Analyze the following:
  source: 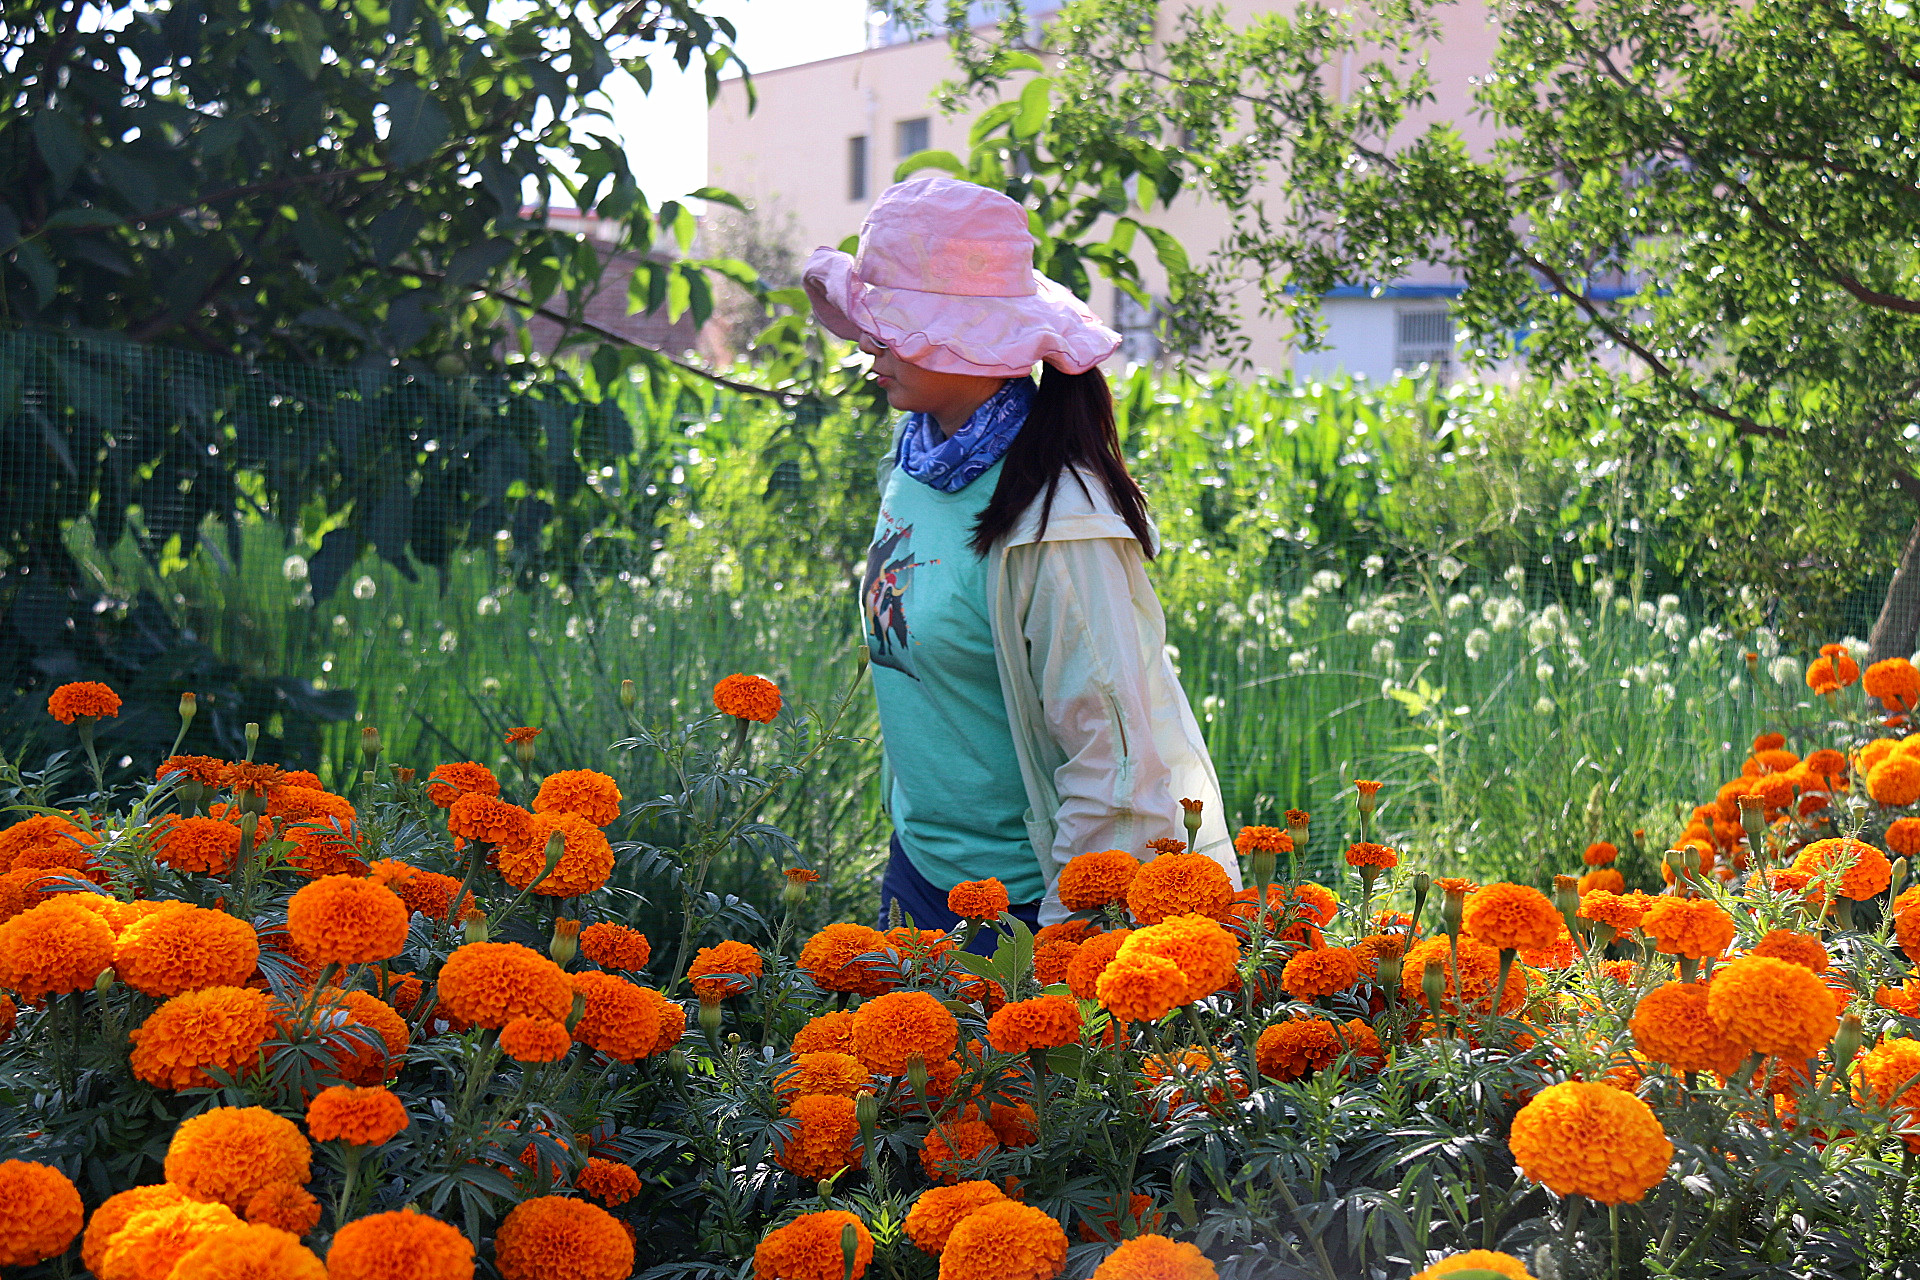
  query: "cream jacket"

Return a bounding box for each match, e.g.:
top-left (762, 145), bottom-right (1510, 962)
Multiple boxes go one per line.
top-left (875, 449), bottom-right (1242, 924)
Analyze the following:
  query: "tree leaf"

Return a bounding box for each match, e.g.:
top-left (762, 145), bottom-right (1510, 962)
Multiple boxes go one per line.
top-left (32, 111), bottom-right (85, 194)
top-left (383, 80), bottom-right (450, 168)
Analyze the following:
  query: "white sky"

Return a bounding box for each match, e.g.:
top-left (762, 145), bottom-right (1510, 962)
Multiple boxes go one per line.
top-left (601, 0), bottom-right (872, 201)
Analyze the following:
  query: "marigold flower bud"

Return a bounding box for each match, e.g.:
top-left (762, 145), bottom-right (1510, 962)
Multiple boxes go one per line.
top-left (666, 1047), bottom-right (689, 1075)
top-left (179, 691), bottom-right (197, 723)
top-left (1832, 1013), bottom-right (1865, 1076)
top-left (699, 995), bottom-right (724, 1044)
top-left (906, 1053), bottom-right (930, 1094)
top-left (244, 721), bottom-right (260, 748)
top-left (1421, 957), bottom-right (1446, 1021)
top-left (566, 988), bottom-right (588, 1032)
top-left (841, 1221), bottom-right (861, 1277)
top-left (549, 918), bottom-right (581, 968)
top-left (361, 726), bottom-right (381, 764)
top-left (1376, 954), bottom-right (1402, 996)
top-left (1441, 882), bottom-right (1467, 936)
top-left (1179, 797), bottom-right (1203, 840)
top-left (395, 767), bottom-right (416, 785)
top-left (619, 678), bottom-right (637, 710)
top-left (463, 909), bottom-right (490, 944)
top-left (1354, 779), bottom-right (1382, 816)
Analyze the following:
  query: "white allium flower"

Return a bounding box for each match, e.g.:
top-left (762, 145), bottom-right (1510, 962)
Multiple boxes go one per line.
top-left (1534, 695), bottom-right (1556, 715)
top-left (1756, 627), bottom-right (1781, 658)
top-left (1424, 631), bottom-right (1445, 647)
top-left (1465, 628), bottom-right (1491, 660)
top-left (1636, 601), bottom-right (1658, 626)
top-left (1526, 614), bottom-right (1558, 647)
top-left (1653, 682), bottom-right (1677, 702)
top-left (1592, 578), bottom-right (1616, 603)
top-left (1297, 584), bottom-right (1322, 603)
top-left (1657, 594), bottom-right (1680, 615)
top-left (1504, 565), bottom-right (1527, 589)
top-left (1490, 599), bottom-right (1525, 632)
top-left (1446, 592), bottom-right (1473, 617)
top-left (1362, 555), bottom-right (1385, 577)
top-left (352, 576), bottom-right (377, 599)
top-left (282, 555), bottom-right (309, 581)
top-left (1437, 555), bottom-right (1466, 582)
top-left (1312, 569), bottom-right (1344, 591)
top-left (1371, 638), bottom-right (1398, 666)
top-left (1289, 650), bottom-right (1311, 671)
top-left (1662, 613), bottom-right (1690, 642)
top-left (1727, 675), bottom-right (1743, 694)
top-left (1535, 660), bottom-right (1556, 682)
top-left (1843, 636), bottom-right (1870, 665)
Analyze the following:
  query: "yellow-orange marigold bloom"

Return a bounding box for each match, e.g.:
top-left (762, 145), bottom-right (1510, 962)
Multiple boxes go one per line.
top-left (500, 1017), bottom-right (572, 1063)
top-left (267, 786), bottom-right (355, 825)
top-left (1257, 1017), bottom-right (1381, 1081)
top-left (0, 894), bottom-right (115, 998)
top-left (987, 994), bottom-right (1083, 1054)
top-left (1629, 982), bottom-right (1745, 1076)
top-left (754, 1210), bottom-right (873, 1280)
top-left (435, 941), bottom-right (572, 1028)
top-left (1897, 886), bottom-right (1920, 963)
top-left (1344, 841), bottom-right (1397, 870)
top-left (0, 1159), bottom-right (82, 1267)
top-left (425, 762), bottom-right (500, 809)
top-left (314, 988), bottom-right (408, 1085)
top-left (285, 875), bottom-right (408, 966)
top-left (1870, 755), bottom-right (1920, 807)
top-left (168, 1222), bottom-right (327, 1280)
top-left (791, 1009), bottom-right (859, 1056)
top-left (1854, 1036), bottom-right (1920, 1137)
top-left (1034, 937), bottom-right (1080, 985)
top-left (1281, 945), bottom-right (1360, 1000)
top-left (1234, 825), bottom-right (1293, 856)
top-left (219, 761), bottom-right (286, 799)
top-left (156, 816), bottom-right (244, 875)
top-left (532, 769), bottom-right (623, 827)
top-left (1866, 658), bottom-right (1920, 712)
top-left (1462, 883), bottom-right (1563, 953)
top-left (1888, 817), bottom-right (1920, 858)
top-left (1578, 889), bottom-right (1649, 942)
top-left (570, 970), bottom-right (664, 1062)
top-left (0, 814), bottom-right (99, 880)
top-left (1410, 1251), bottom-right (1535, 1280)
top-left (1118, 913), bottom-right (1239, 1001)
top-left (940, 1200), bottom-right (1067, 1280)
top-left (114, 902), bottom-right (259, 997)
top-left (1707, 955), bottom-right (1839, 1061)
top-left (1508, 1080), bottom-right (1672, 1204)
top-left (325, 1209), bottom-right (474, 1280)
top-left (493, 1195), bottom-right (633, 1280)
top-left (1096, 951), bottom-right (1188, 1022)
top-left (306, 1085), bottom-right (408, 1146)
top-left (851, 989), bottom-right (959, 1075)
top-left (445, 794), bottom-right (531, 852)
top-left (1641, 897), bottom-right (1735, 960)
top-left (1066, 928), bottom-right (1131, 1001)
top-left (165, 1106), bottom-right (311, 1211)
top-left (1752, 929), bottom-right (1830, 973)
top-left (1578, 868), bottom-right (1625, 897)
top-left (1808, 648), bottom-right (1860, 693)
top-left (948, 878), bottom-right (1010, 920)
top-left (1091, 1234), bottom-right (1218, 1280)
top-left (776, 1093), bottom-right (864, 1182)
top-left (84, 1185), bottom-right (194, 1272)
top-left (48, 679), bottom-right (121, 723)
top-left (798, 923), bottom-right (895, 996)
top-left (1399, 935), bottom-right (1527, 1015)
top-left (579, 922), bottom-right (651, 970)
top-left (573, 1157), bottom-right (642, 1207)
top-left (501, 811), bottom-right (614, 897)
top-left (129, 986), bottom-right (275, 1090)
top-left (774, 1050), bottom-right (874, 1100)
top-left (1583, 842), bottom-right (1619, 866)
top-left (905, 1182), bottom-right (1008, 1254)
top-left (1058, 849), bottom-right (1141, 909)
top-left (1792, 837), bottom-right (1893, 900)
top-left (714, 673), bottom-right (783, 722)
top-left (1127, 852), bottom-right (1234, 924)
top-left (99, 1200), bottom-right (243, 1280)
top-left (243, 1182), bottom-right (320, 1236)
top-left (158, 754), bottom-right (229, 787)
top-left (688, 940), bottom-right (764, 999)
top-left (1273, 882), bottom-right (1338, 927)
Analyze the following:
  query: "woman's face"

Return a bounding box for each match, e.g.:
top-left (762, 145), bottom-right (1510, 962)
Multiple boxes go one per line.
top-left (860, 338), bottom-right (1002, 430)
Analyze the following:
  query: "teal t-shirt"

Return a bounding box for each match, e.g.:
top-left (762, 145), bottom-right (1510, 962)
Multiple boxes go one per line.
top-left (859, 456), bottom-right (1044, 904)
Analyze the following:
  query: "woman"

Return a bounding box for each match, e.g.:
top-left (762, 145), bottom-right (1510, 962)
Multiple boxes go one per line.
top-left (803, 175), bottom-right (1239, 940)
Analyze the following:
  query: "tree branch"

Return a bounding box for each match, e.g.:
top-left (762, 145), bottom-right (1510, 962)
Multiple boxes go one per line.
top-left (126, 167), bottom-right (391, 229)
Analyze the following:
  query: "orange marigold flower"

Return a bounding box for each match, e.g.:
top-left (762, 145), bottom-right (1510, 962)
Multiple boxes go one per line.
top-left (984, 1099), bottom-right (1039, 1147)
top-left (948, 878), bottom-right (1010, 920)
top-left (1399, 935), bottom-right (1526, 1015)
top-left (1091, 1234), bottom-right (1217, 1280)
top-left (500, 1016), bottom-right (572, 1063)
top-left (1410, 1251), bottom-right (1535, 1280)
top-left (1641, 897), bottom-right (1735, 960)
top-left (286, 875), bottom-right (409, 966)
top-left (1578, 868), bottom-right (1625, 897)
top-left (1629, 982), bottom-right (1745, 1076)
top-left (851, 989), bottom-right (959, 1075)
top-left (84, 1185), bottom-right (192, 1272)
top-left (1234, 826), bottom-right (1293, 856)
top-left (1352, 932), bottom-right (1406, 977)
top-left (1854, 1036), bottom-right (1920, 1138)
top-left (0, 812), bottom-right (99, 875)
top-left (1257, 1016), bottom-right (1382, 1081)
top-left (792, 1009), bottom-right (859, 1056)
top-left (1888, 817), bottom-right (1920, 859)
top-left (1707, 955), bottom-right (1838, 1061)
top-left (1281, 946), bottom-right (1361, 1000)
top-left (1792, 837), bottom-right (1893, 900)
top-left (0, 1160), bottom-right (82, 1267)
top-left (1742, 748), bottom-right (1802, 777)
top-left (570, 970), bottom-right (664, 1062)
top-left (325, 1209), bottom-right (474, 1280)
top-left (1034, 937), bottom-right (1080, 985)
top-left (1896, 886), bottom-right (1920, 963)
top-left (776, 1093), bottom-right (864, 1182)
top-left (579, 922), bottom-right (651, 971)
top-left (243, 1182), bottom-right (321, 1236)
top-left (532, 770), bottom-right (623, 828)
top-left (391, 867), bottom-right (467, 921)
top-left (1112, 913), bottom-right (1238, 1003)
top-left (306, 1085), bottom-right (409, 1146)
top-left (1096, 952), bottom-right (1188, 1022)
top-left (1752, 929), bottom-right (1830, 973)
top-left (689, 940), bottom-right (764, 999)
top-left (158, 754), bottom-right (229, 788)
top-left (425, 762), bottom-right (501, 809)
top-left (446, 794), bottom-right (531, 851)
top-left (1806, 650), bottom-right (1859, 694)
top-left (129, 985), bottom-right (275, 1090)
top-left (1508, 1080), bottom-right (1672, 1204)
top-left (987, 994), bottom-right (1082, 1054)
top-left (504, 726), bottom-right (542, 746)
top-left (114, 901), bottom-right (259, 997)
top-left (0, 894), bottom-right (116, 998)
top-left (773, 1050), bottom-right (874, 1100)
top-left (1066, 929), bottom-right (1132, 1001)
top-left (1127, 852), bottom-right (1234, 924)
top-left (165, 1106), bottom-right (311, 1211)
top-left (501, 811), bottom-right (614, 897)
top-left (904, 1182), bottom-right (1008, 1254)
top-left (919, 1117), bottom-right (998, 1184)
top-left (1058, 849), bottom-right (1141, 910)
top-left (220, 761), bottom-right (286, 799)
top-left (1145, 838), bottom-right (1187, 856)
top-left (1870, 755), bottom-right (1920, 807)
top-left (1866, 658), bottom-right (1920, 712)
top-left (1578, 889), bottom-right (1649, 942)
top-left (99, 1200), bottom-right (242, 1280)
top-left (1519, 923), bottom-right (1576, 970)
top-left (493, 1195), bottom-right (632, 1280)
top-left (713, 673), bottom-right (782, 722)
top-left (48, 680), bottom-right (121, 723)
top-left (1273, 882), bottom-right (1338, 928)
top-left (783, 867), bottom-right (821, 884)
top-left (435, 942), bottom-right (573, 1029)
top-left (267, 786), bottom-right (355, 825)
top-left (154, 816), bottom-right (243, 875)
top-left (1140, 1046), bottom-right (1248, 1117)
top-left (754, 1210), bottom-right (873, 1280)
top-left (1462, 882), bottom-right (1563, 953)
top-left (940, 1199), bottom-right (1067, 1280)
top-left (315, 988), bottom-right (409, 1085)
top-left (573, 1157), bottom-right (642, 1208)
top-left (798, 923), bottom-right (895, 996)
top-left (1344, 841), bottom-right (1397, 870)
top-left (168, 1221), bottom-right (328, 1280)
top-left (1583, 842), bottom-right (1619, 866)
top-left (1076, 1194), bottom-right (1163, 1244)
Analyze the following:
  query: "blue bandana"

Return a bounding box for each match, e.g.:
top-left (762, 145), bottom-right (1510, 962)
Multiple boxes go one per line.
top-left (896, 376), bottom-right (1035, 493)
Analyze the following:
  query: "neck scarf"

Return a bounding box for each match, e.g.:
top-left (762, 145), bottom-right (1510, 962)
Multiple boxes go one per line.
top-left (896, 376), bottom-right (1036, 494)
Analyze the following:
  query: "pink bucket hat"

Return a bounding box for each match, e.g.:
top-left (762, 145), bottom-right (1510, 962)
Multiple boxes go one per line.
top-left (802, 176), bottom-right (1122, 378)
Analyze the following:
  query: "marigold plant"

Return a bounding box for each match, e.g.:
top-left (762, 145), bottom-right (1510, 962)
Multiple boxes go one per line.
top-left (570, 970), bottom-right (667, 1062)
top-left (1410, 1251), bottom-right (1535, 1280)
top-left (797, 923), bottom-right (895, 995)
top-left (714, 672), bottom-right (783, 722)
top-left (1790, 837), bottom-right (1893, 900)
top-left (947, 877), bottom-right (1010, 920)
top-left (532, 768), bottom-right (624, 827)
top-left (688, 939), bottom-right (765, 999)
top-left (1629, 982), bottom-right (1746, 1076)
top-left (776, 1093), bottom-right (865, 1182)
top-left (754, 1209), bottom-right (872, 1280)
top-left (939, 1200), bottom-right (1068, 1280)
top-left (500, 1016), bottom-right (573, 1063)
top-left (1641, 897), bottom-right (1736, 959)
top-left (99, 1199), bottom-right (243, 1280)
top-left (1461, 882), bottom-right (1563, 953)
top-left (1126, 852), bottom-right (1234, 924)
top-left (1091, 1234), bottom-right (1218, 1280)
top-left (501, 810), bottom-right (615, 897)
top-left (285, 875), bottom-right (410, 966)
top-left (244, 1182), bottom-right (321, 1236)
top-left (424, 761), bottom-right (501, 808)
top-left (434, 942), bottom-right (573, 1028)
top-left (129, 985), bottom-right (276, 1090)
top-left (574, 1156), bottom-right (643, 1207)
top-left (579, 921), bottom-right (652, 970)
top-left (1508, 1080), bottom-right (1673, 1204)
top-left (167, 1222), bottom-right (329, 1280)
top-left (987, 993), bottom-right (1083, 1053)
top-left (48, 679), bottom-right (122, 722)
top-left (164, 1106), bottom-right (312, 1210)
top-left (325, 1209), bottom-right (475, 1280)
top-left (851, 989), bottom-right (960, 1075)
top-left (1707, 955), bottom-right (1840, 1061)
top-left (493, 1195), bottom-right (635, 1280)
top-left (1281, 945), bottom-right (1361, 1000)
top-left (306, 1085), bottom-right (410, 1145)
top-left (0, 1159), bottom-right (82, 1267)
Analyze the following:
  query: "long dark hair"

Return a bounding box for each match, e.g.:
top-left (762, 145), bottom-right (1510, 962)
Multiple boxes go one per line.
top-left (968, 364), bottom-right (1156, 558)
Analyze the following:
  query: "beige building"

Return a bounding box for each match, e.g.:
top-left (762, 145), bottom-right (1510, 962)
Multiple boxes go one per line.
top-left (707, 3), bottom-right (1504, 379)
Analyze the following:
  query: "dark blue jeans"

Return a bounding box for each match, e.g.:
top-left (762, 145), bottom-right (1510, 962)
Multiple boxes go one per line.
top-left (876, 833), bottom-right (1041, 955)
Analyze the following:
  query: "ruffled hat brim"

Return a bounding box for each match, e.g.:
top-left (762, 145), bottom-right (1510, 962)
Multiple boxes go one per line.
top-left (803, 247), bottom-right (1122, 378)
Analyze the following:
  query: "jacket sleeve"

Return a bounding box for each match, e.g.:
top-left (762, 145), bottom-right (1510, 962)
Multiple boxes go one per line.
top-left (1015, 535), bottom-right (1194, 880)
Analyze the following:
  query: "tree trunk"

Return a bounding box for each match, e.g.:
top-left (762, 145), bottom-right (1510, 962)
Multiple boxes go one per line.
top-left (1868, 513), bottom-right (1920, 665)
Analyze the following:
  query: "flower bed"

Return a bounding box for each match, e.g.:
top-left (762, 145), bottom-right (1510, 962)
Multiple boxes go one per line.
top-left (1, 655), bottom-right (1918, 1279)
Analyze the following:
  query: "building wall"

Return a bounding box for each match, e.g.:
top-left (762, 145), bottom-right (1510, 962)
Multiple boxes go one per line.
top-left (707, 2), bottom-right (1505, 378)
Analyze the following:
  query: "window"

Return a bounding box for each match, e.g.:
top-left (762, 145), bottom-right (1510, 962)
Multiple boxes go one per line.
top-left (848, 135), bottom-right (869, 201)
top-left (895, 117), bottom-right (931, 159)
top-left (1394, 308), bottom-right (1455, 384)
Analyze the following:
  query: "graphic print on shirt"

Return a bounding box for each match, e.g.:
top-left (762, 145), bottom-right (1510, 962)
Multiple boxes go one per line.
top-left (861, 522), bottom-right (931, 680)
